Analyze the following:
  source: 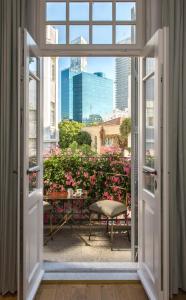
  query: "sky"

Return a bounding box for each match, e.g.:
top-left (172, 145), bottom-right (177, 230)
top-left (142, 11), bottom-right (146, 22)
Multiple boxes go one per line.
top-left (59, 57), bottom-right (115, 80)
top-left (46, 1), bottom-right (135, 120)
top-left (46, 2), bottom-right (136, 23)
top-left (46, 2), bottom-right (136, 45)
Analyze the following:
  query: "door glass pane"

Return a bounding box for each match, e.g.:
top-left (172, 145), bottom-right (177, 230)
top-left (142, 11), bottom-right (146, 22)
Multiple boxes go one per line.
top-left (29, 171), bottom-right (38, 193)
top-left (46, 25), bottom-right (66, 44)
top-left (92, 25), bottom-right (112, 44)
top-left (145, 76), bottom-right (155, 168)
top-left (145, 58), bottom-right (155, 75)
top-left (46, 2), bottom-right (66, 21)
top-left (116, 25), bottom-right (136, 44)
top-left (29, 76), bottom-right (38, 192)
top-left (70, 2), bottom-right (89, 21)
top-left (29, 76), bottom-right (38, 168)
top-left (116, 2), bottom-right (136, 21)
top-left (144, 173), bottom-right (155, 194)
top-left (70, 26), bottom-right (89, 44)
top-left (29, 57), bottom-right (37, 75)
top-left (93, 2), bottom-right (112, 21)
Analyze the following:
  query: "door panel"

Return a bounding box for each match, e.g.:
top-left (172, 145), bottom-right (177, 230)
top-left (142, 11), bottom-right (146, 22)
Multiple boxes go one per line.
top-left (138, 29), bottom-right (163, 300)
top-left (19, 29), bottom-right (43, 300)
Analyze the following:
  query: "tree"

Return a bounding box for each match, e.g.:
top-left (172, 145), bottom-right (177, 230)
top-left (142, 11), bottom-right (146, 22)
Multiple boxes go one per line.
top-left (58, 120), bottom-right (84, 148)
top-left (119, 118), bottom-right (131, 148)
top-left (75, 131), bottom-right (92, 146)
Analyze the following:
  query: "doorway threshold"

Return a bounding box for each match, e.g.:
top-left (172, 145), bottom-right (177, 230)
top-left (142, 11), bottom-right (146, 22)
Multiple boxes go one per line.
top-left (43, 262), bottom-right (139, 281)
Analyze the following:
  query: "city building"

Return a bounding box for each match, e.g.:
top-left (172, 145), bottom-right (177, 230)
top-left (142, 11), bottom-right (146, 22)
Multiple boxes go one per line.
top-left (43, 25), bottom-right (59, 153)
top-left (61, 68), bottom-right (77, 120)
top-left (115, 8), bottom-right (135, 111)
top-left (83, 117), bottom-right (131, 155)
top-left (115, 56), bottom-right (131, 110)
top-left (61, 36), bottom-right (87, 120)
top-left (73, 72), bottom-right (113, 123)
top-left (70, 37), bottom-right (88, 73)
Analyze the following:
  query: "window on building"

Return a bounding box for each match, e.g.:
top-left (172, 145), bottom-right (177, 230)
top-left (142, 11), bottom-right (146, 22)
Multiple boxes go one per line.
top-left (50, 102), bottom-right (55, 126)
top-left (51, 62), bottom-right (55, 81)
top-left (41, 0), bottom-right (142, 48)
top-left (148, 116), bottom-right (154, 127)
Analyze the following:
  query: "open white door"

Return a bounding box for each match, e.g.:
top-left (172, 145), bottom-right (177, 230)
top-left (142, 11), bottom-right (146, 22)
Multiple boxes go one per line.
top-left (138, 29), bottom-right (164, 300)
top-left (19, 29), bottom-right (44, 300)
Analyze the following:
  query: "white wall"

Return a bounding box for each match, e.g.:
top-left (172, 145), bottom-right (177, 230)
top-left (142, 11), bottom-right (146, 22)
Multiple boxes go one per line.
top-left (145, 0), bottom-right (162, 41)
top-left (25, 0), bottom-right (39, 42)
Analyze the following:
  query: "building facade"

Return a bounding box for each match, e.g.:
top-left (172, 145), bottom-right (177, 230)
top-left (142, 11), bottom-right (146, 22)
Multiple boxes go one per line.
top-left (115, 56), bottom-right (131, 111)
top-left (61, 69), bottom-right (77, 120)
top-left (83, 117), bottom-right (131, 155)
top-left (73, 72), bottom-right (113, 123)
top-left (43, 26), bottom-right (59, 153)
top-left (61, 36), bottom-right (88, 120)
top-left (115, 8), bottom-right (135, 111)
top-left (70, 37), bottom-right (88, 72)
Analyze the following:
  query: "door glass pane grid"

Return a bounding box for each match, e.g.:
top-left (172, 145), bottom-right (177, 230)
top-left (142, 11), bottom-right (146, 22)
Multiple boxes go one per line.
top-left (143, 65), bottom-right (155, 193)
top-left (28, 72), bottom-right (40, 192)
top-left (45, 0), bottom-right (137, 45)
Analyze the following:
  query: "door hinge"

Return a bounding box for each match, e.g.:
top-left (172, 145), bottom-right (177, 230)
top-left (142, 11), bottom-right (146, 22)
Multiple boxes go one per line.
top-left (20, 108), bottom-right (23, 127)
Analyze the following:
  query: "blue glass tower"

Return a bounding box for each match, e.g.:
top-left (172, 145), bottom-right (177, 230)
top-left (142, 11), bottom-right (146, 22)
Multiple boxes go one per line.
top-left (61, 69), bottom-right (76, 120)
top-left (73, 72), bottom-right (113, 122)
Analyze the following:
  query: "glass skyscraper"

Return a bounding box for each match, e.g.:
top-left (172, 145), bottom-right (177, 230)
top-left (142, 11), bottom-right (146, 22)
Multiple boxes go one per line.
top-left (61, 70), bottom-right (113, 123)
top-left (61, 69), bottom-right (77, 120)
top-left (73, 72), bottom-right (113, 122)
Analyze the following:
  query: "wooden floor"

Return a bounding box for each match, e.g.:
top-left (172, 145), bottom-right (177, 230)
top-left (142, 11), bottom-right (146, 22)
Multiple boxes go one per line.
top-left (1, 285), bottom-right (186, 300)
top-left (34, 284), bottom-right (186, 300)
top-left (35, 283), bottom-right (148, 300)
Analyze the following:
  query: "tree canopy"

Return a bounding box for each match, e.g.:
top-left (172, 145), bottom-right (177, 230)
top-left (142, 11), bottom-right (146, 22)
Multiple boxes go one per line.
top-left (76, 131), bottom-right (92, 146)
top-left (119, 118), bottom-right (131, 148)
top-left (58, 120), bottom-right (84, 148)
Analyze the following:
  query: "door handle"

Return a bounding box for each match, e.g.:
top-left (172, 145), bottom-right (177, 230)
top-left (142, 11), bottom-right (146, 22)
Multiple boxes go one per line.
top-left (27, 166), bottom-right (40, 174)
top-left (143, 167), bottom-right (157, 175)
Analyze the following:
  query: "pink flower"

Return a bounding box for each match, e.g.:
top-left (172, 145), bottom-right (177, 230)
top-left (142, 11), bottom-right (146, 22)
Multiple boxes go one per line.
top-left (124, 167), bottom-right (130, 175)
top-left (60, 186), bottom-right (65, 191)
top-left (112, 176), bottom-right (119, 183)
top-left (83, 172), bottom-right (89, 178)
top-left (90, 175), bottom-right (96, 185)
top-left (112, 186), bottom-right (119, 192)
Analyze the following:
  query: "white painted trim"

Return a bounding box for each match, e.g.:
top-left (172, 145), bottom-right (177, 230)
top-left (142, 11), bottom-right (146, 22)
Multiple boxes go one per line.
top-left (44, 262), bottom-right (138, 273)
top-left (39, 47), bottom-right (143, 57)
top-left (27, 270), bottom-right (44, 300)
top-left (138, 29), bottom-right (165, 300)
top-left (38, 0), bottom-right (145, 55)
top-left (43, 272), bottom-right (139, 281)
top-left (137, 269), bottom-right (157, 300)
top-left (162, 26), bottom-right (169, 300)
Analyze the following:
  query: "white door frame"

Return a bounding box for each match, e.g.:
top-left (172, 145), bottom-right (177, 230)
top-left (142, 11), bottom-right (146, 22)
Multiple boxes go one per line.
top-left (138, 27), bottom-right (169, 300)
top-left (18, 28), bottom-right (44, 300)
top-left (18, 26), bottom-right (169, 299)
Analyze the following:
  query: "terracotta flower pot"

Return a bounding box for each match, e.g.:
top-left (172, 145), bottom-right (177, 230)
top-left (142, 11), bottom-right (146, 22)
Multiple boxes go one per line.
top-left (48, 191), bottom-right (68, 198)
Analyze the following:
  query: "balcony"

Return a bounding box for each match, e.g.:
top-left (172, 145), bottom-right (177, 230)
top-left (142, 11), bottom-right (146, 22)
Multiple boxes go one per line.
top-left (43, 147), bottom-right (132, 263)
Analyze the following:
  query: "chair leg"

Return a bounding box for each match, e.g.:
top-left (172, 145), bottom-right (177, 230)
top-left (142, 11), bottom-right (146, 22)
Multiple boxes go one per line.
top-left (111, 219), bottom-right (114, 251)
top-left (127, 229), bottom-right (131, 242)
top-left (106, 217), bottom-right (109, 233)
top-left (50, 212), bottom-right (53, 240)
top-left (89, 212), bottom-right (92, 241)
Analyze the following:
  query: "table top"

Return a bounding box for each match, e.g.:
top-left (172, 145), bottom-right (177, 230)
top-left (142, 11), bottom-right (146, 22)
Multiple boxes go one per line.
top-left (44, 194), bottom-right (87, 202)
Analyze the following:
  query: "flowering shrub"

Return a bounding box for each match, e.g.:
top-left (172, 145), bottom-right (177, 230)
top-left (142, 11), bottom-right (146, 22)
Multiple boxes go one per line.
top-left (43, 145), bottom-right (131, 208)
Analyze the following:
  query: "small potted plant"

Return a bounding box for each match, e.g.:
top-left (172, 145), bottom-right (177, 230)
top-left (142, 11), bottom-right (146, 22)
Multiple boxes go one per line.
top-left (45, 182), bottom-right (68, 198)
